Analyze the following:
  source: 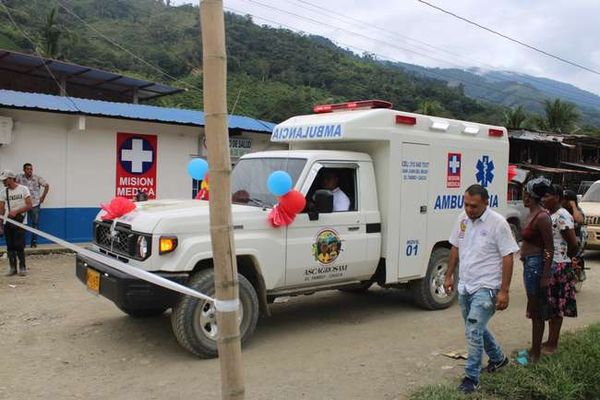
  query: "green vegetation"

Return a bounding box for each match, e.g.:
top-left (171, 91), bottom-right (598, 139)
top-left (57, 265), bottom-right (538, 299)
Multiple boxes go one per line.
top-left (0, 0), bottom-right (596, 131)
top-left (504, 105), bottom-right (528, 130)
top-left (504, 99), bottom-right (582, 133)
top-left (410, 323), bottom-right (600, 400)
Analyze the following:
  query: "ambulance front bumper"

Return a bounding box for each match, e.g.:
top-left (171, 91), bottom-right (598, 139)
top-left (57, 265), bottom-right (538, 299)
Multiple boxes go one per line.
top-left (75, 253), bottom-right (187, 311)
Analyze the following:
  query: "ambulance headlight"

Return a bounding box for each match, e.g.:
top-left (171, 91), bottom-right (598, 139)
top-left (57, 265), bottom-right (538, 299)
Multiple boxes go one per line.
top-left (137, 236), bottom-right (149, 258)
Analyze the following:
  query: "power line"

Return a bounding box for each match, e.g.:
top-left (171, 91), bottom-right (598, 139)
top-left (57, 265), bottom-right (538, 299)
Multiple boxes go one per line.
top-left (0, 1), bottom-right (82, 112)
top-left (55, 0), bottom-right (202, 96)
top-left (234, 0), bottom-right (600, 112)
top-left (287, 0), bottom-right (600, 109)
top-left (417, 0), bottom-right (600, 77)
top-left (231, 1), bottom-right (550, 108)
top-left (53, 1), bottom-right (274, 129)
top-left (242, 0), bottom-right (480, 73)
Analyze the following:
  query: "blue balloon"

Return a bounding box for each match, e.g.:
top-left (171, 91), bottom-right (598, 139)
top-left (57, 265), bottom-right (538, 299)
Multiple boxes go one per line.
top-left (187, 158), bottom-right (209, 180)
top-left (267, 171), bottom-right (292, 196)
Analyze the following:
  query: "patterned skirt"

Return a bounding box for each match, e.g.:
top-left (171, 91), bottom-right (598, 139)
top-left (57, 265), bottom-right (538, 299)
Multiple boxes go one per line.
top-left (547, 261), bottom-right (578, 318)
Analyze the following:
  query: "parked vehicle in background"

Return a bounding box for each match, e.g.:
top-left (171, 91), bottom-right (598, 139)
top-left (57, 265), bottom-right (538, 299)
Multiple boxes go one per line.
top-left (580, 180), bottom-right (600, 250)
top-left (578, 180), bottom-right (595, 197)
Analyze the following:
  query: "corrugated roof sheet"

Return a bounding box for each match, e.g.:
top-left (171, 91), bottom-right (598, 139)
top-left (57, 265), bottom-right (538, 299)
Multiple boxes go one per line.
top-left (0, 49), bottom-right (184, 100)
top-left (0, 89), bottom-right (275, 134)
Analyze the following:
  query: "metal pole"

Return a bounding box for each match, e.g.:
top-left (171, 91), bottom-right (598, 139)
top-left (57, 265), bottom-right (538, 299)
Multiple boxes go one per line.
top-left (200, 1), bottom-right (245, 399)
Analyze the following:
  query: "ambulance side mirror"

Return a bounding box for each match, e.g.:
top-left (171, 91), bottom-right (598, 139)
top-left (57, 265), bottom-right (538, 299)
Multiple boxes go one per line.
top-left (310, 190), bottom-right (334, 221)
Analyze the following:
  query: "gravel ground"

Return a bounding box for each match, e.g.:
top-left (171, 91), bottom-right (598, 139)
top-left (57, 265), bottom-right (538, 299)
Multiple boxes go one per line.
top-left (1, 252), bottom-right (599, 400)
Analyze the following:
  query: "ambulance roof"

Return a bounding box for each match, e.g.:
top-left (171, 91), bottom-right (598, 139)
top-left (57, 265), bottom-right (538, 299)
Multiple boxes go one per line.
top-left (270, 108), bottom-right (507, 143)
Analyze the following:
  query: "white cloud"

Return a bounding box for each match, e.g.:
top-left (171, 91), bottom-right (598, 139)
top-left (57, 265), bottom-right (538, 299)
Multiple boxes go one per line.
top-left (174, 0), bottom-right (600, 96)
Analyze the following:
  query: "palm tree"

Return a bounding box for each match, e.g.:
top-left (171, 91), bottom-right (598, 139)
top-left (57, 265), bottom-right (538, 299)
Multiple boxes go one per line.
top-left (416, 100), bottom-right (444, 116)
top-left (540, 99), bottom-right (580, 133)
top-left (41, 8), bottom-right (61, 58)
top-left (503, 105), bottom-right (528, 129)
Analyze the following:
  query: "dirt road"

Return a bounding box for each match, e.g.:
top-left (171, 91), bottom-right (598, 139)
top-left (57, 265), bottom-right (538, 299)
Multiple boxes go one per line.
top-left (1, 253), bottom-right (599, 400)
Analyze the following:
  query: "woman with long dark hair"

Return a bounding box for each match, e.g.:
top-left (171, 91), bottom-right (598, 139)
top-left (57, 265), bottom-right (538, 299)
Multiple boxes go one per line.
top-left (520, 178), bottom-right (554, 362)
top-left (541, 185), bottom-right (579, 354)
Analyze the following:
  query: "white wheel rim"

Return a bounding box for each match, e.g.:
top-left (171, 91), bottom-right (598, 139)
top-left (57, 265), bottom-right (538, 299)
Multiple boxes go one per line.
top-left (194, 299), bottom-right (244, 341)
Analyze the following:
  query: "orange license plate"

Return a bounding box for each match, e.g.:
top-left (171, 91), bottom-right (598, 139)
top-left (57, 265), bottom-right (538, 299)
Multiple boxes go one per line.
top-left (86, 268), bottom-right (100, 293)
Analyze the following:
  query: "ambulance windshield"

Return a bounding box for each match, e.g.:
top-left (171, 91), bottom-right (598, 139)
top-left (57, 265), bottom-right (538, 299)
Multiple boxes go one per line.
top-left (231, 158), bottom-right (306, 207)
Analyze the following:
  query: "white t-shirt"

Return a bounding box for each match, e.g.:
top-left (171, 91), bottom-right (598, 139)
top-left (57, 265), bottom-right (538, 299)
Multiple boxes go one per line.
top-left (0, 184), bottom-right (31, 222)
top-left (332, 187), bottom-right (351, 212)
top-left (550, 208), bottom-right (574, 263)
top-left (449, 208), bottom-right (519, 294)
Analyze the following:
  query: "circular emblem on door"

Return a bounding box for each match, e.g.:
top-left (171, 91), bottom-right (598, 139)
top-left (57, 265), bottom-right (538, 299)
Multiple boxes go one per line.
top-left (312, 229), bottom-right (343, 265)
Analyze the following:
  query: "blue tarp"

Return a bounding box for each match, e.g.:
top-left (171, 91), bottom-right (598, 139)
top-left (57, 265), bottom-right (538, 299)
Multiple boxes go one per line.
top-left (0, 89), bottom-right (275, 133)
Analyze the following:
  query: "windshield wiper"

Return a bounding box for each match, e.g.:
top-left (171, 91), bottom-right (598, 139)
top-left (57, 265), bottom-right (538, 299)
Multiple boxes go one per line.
top-left (247, 197), bottom-right (270, 208)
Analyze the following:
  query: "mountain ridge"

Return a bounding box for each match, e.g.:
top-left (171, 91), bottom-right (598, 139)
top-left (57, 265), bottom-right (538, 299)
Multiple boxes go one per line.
top-left (0, 0), bottom-right (598, 128)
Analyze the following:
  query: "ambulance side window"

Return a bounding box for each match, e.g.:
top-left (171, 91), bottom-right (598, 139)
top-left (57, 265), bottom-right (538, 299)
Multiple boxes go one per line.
top-left (305, 167), bottom-right (358, 212)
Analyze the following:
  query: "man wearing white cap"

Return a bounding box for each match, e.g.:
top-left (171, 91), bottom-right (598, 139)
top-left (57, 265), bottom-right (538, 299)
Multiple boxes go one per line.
top-left (0, 170), bottom-right (32, 276)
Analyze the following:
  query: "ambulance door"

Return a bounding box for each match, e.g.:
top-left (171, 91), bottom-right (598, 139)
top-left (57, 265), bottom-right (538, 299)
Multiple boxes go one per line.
top-left (285, 163), bottom-right (370, 287)
top-left (398, 143), bottom-right (430, 278)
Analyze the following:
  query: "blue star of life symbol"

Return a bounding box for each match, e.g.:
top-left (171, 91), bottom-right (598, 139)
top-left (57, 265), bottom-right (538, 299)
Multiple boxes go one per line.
top-left (476, 155), bottom-right (495, 187)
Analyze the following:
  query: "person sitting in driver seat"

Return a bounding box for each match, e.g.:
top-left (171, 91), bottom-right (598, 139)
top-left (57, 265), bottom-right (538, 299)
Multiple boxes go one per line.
top-left (321, 170), bottom-right (350, 212)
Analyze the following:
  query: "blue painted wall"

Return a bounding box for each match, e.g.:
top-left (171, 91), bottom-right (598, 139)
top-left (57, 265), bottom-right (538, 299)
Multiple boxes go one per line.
top-left (1, 207), bottom-right (99, 245)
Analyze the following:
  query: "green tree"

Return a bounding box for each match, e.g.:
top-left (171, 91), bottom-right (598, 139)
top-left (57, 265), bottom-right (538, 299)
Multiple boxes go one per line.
top-left (503, 105), bottom-right (528, 129)
top-left (416, 100), bottom-right (445, 116)
top-left (539, 98), bottom-right (580, 133)
top-left (41, 7), bottom-right (61, 58)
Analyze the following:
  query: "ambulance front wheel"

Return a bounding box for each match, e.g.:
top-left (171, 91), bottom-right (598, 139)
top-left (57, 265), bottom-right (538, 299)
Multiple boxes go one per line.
top-left (411, 247), bottom-right (457, 310)
top-left (170, 269), bottom-right (259, 359)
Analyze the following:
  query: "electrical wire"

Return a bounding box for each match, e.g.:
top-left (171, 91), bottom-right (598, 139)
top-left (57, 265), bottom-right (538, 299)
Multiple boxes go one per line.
top-left (0, 1), bottom-right (82, 112)
top-left (55, 0), bottom-right (275, 129)
top-left (229, 1), bottom-right (549, 108)
top-left (55, 0), bottom-right (202, 96)
top-left (285, 0), bottom-right (600, 109)
top-left (417, 0), bottom-right (600, 77)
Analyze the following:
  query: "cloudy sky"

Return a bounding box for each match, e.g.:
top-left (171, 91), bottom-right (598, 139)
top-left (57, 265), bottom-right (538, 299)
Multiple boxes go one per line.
top-left (175, 0), bottom-right (600, 96)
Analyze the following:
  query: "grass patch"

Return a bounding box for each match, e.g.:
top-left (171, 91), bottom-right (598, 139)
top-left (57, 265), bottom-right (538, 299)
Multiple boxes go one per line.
top-left (410, 323), bottom-right (600, 400)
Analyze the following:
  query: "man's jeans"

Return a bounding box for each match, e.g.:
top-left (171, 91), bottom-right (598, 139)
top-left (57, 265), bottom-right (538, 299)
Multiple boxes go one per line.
top-left (27, 206), bottom-right (40, 245)
top-left (458, 289), bottom-right (505, 383)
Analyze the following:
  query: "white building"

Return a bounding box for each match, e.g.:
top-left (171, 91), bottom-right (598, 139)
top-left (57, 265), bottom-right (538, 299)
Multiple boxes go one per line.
top-left (0, 89), bottom-right (283, 243)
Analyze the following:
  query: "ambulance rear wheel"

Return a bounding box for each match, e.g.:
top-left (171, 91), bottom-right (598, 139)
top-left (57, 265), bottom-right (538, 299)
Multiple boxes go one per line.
top-left (171, 269), bottom-right (259, 359)
top-left (412, 247), bottom-right (457, 310)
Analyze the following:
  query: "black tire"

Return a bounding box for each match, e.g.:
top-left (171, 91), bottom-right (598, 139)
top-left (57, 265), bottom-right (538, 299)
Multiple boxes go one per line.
top-left (338, 281), bottom-right (373, 293)
top-left (118, 306), bottom-right (168, 318)
top-left (171, 269), bottom-right (259, 359)
top-left (411, 247), bottom-right (457, 310)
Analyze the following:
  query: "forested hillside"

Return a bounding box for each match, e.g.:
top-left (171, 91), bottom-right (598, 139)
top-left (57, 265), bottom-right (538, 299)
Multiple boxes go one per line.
top-left (1, 0), bottom-right (593, 130)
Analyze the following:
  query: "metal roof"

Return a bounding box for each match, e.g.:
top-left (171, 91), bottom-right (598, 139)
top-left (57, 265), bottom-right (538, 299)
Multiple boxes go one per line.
top-left (517, 163), bottom-right (590, 174)
top-left (0, 49), bottom-right (183, 100)
top-left (561, 162), bottom-right (600, 173)
top-left (508, 129), bottom-right (575, 148)
top-left (0, 89), bottom-right (275, 134)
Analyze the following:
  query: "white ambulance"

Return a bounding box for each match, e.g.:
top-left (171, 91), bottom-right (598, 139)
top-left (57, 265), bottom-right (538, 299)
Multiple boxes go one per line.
top-left (76, 100), bottom-right (509, 358)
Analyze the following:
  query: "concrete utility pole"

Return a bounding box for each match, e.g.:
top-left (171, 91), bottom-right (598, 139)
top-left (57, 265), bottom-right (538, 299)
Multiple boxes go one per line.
top-left (200, 1), bottom-right (245, 399)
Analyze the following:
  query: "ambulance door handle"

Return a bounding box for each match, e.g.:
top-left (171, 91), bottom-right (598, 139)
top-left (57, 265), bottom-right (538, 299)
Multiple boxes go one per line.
top-left (348, 226), bottom-right (360, 231)
top-left (420, 206), bottom-right (428, 214)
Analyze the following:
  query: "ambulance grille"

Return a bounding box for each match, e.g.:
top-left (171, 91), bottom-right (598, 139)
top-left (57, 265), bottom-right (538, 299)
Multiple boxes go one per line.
top-left (94, 221), bottom-right (150, 260)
